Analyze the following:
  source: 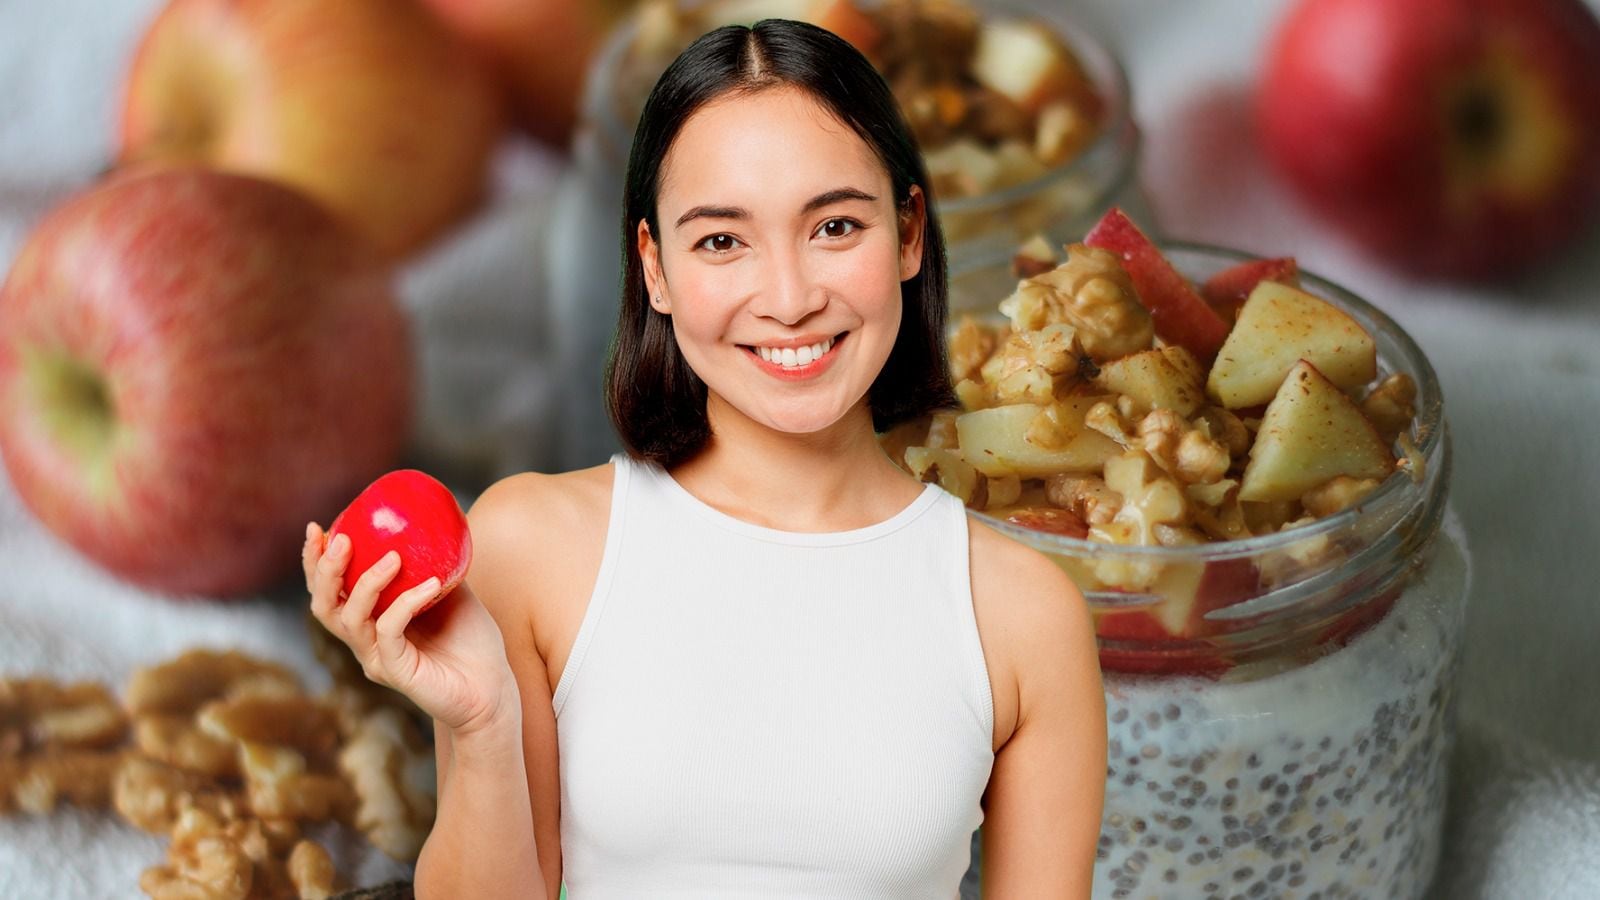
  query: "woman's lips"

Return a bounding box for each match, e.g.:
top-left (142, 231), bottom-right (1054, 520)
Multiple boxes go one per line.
top-left (741, 331), bottom-right (848, 381)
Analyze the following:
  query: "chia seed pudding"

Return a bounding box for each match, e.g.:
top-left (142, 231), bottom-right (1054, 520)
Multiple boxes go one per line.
top-left (1093, 518), bottom-right (1468, 900)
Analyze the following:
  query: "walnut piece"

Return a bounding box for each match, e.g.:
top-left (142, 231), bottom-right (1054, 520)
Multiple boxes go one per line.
top-left (128, 651), bottom-right (300, 719)
top-left (1137, 408), bottom-right (1229, 485)
top-left (1044, 473), bottom-right (1122, 526)
top-left (338, 707), bottom-right (438, 862)
top-left (1088, 451), bottom-right (1190, 589)
top-left (1361, 372), bottom-right (1417, 444)
top-left (1002, 244), bottom-right (1154, 362)
top-left (1, 678), bottom-right (126, 753)
top-left (1302, 476), bottom-right (1383, 518)
top-left (948, 315), bottom-right (1000, 383)
top-left (286, 840), bottom-right (340, 900)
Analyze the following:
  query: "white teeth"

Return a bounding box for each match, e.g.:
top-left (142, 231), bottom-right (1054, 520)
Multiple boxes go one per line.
top-left (755, 336), bottom-right (836, 367)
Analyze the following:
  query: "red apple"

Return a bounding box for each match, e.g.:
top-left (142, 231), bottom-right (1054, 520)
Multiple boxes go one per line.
top-left (417, 0), bottom-right (635, 147)
top-left (327, 470), bottom-right (472, 618)
top-left (0, 168), bottom-right (413, 597)
top-left (1083, 208), bottom-right (1231, 363)
top-left (1002, 506), bottom-right (1089, 539)
top-left (1258, 0), bottom-right (1600, 279)
top-left (119, 0), bottom-right (505, 257)
top-left (1200, 257), bottom-right (1299, 321)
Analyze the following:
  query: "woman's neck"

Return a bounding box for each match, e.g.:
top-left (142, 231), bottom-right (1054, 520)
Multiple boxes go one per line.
top-left (667, 393), bottom-right (922, 533)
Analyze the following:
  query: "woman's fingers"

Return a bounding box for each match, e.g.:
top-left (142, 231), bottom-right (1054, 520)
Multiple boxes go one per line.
top-left (338, 549), bottom-right (401, 638)
top-left (373, 577), bottom-right (442, 672)
top-left (301, 522), bottom-right (325, 592)
top-left (309, 532), bottom-right (352, 623)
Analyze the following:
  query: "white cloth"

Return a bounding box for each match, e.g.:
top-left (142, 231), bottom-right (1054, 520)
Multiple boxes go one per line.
top-left (2, 0), bottom-right (1599, 897)
top-left (556, 454), bottom-right (991, 897)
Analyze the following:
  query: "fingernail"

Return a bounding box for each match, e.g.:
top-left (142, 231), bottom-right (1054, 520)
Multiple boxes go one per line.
top-left (380, 551), bottom-right (400, 569)
top-left (424, 577), bottom-right (441, 593)
top-left (333, 534), bottom-right (350, 555)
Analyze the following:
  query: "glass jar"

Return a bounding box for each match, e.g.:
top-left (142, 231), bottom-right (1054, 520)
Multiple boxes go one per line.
top-left (949, 244), bottom-right (1471, 899)
top-left (544, 0), bottom-right (1149, 469)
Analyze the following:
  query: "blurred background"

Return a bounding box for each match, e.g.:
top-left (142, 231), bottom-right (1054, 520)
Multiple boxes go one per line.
top-left (1, 0), bottom-right (1598, 897)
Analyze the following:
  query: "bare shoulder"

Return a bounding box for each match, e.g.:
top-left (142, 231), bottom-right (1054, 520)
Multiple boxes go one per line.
top-left (966, 514), bottom-right (1099, 747)
top-left (464, 462), bottom-right (617, 677)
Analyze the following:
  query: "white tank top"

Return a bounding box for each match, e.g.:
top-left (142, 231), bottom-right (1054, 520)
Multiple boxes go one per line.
top-left (554, 452), bottom-right (995, 898)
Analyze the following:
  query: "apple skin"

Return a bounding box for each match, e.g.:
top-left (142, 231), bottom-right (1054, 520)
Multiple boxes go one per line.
top-left (0, 168), bottom-right (413, 598)
top-left (1201, 257), bottom-right (1298, 321)
top-left (417, 0), bottom-right (634, 147)
top-left (1258, 0), bottom-right (1600, 279)
top-left (328, 470), bottom-right (472, 619)
top-left (119, 0), bottom-right (505, 257)
top-left (1083, 207), bottom-right (1231, 363)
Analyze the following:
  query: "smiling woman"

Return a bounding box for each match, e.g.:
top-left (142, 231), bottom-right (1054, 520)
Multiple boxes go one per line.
top-left (305, 17), bottom-right (1106, 900)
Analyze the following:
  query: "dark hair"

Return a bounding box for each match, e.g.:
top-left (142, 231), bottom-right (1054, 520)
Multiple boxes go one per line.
top-left (603, 18), bottom-right (956, 469)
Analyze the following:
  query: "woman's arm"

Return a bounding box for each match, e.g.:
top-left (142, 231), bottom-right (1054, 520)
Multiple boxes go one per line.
top-left (418, 477), bottom-right (569, 899)
top-left (973, 531), bottom-right (1107, 897)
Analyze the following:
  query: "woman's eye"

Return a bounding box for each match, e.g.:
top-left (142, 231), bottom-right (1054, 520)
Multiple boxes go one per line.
top-left (817, 218), bottom-right (859, 239)
top-left (697, 234), bottom-right (741, 253)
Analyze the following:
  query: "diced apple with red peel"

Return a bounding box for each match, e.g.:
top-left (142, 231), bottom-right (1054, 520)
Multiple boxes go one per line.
top-left (1239, 361), bottom-right (1395, 503)
top-left (1207, 281), bottom-right (1378, 410)
top-left (1092, 347), bottom-right (1205, 418)
top-left (1094, 556), bottom-right (1259, 641)
top-left (1083, 208), bottom-right (1231, 363)
top-left (970, 19), bottom-right (1080, 114)
top-left (1001, 505), bottom-right (1089, 538)
top-left (1201, 257), bottom-right (1299, 321)
top-left (807, 0), bottom-right (882, 56)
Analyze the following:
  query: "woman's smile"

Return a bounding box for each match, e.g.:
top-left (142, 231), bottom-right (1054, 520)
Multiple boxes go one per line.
top-left (738, 331), bottom-right (849, 380)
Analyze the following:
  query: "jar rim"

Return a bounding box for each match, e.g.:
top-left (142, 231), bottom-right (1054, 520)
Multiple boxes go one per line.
top-left (952, 240), bottom-right (1447, 564)
top-left (582, 0), bottom-right (1139, 208)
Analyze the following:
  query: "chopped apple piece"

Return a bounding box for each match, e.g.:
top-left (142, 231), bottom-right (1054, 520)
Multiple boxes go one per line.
top-left (955, 398), bottom-right (1121, 478)
top-left (1238, 361), bottom-right (1394, 503)
top-left (1083, 207), bottom-right (1231, 362)
top-left (1200, 257), bottom-right (1299, 321)
top-left (970, 19), bottom-right (1080, 114)
top-left (1092, 347), bottom-right (1204, 417)
top-left (1011, 233), bottom-right (1058, 278)
top-left (1000, 505), bottom-right (1087, 538)
top-left (904, 446), bottom-right (984, 506)
top-left (1207, 280), bottom-right (1378, 409)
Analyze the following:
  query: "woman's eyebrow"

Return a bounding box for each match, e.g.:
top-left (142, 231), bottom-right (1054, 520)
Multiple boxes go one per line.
top-left (672, 187), bottom-right (879, 230)
top-left (801, 187), bottom-right (877, 214)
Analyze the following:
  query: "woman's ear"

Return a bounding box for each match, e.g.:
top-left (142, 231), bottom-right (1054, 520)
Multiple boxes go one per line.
top-left (898, 185), bottom-right (926, 282)
top-left (637, 218), bottom-right (671, 313)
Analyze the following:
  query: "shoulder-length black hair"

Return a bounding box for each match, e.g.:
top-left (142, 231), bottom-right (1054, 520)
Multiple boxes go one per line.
top-left (603, 17), bottom-right (956, 469)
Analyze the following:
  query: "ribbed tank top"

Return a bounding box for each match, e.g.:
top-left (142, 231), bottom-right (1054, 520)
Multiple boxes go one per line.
top-left (553, 452), bottom-right (995, 898)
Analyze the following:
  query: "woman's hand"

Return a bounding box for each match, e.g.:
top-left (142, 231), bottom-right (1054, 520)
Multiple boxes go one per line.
top-left (304, 521), bottom-right (520, 737)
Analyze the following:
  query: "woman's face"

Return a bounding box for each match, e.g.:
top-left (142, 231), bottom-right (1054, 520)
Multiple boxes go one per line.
top-left (639, 86), bottom-right (924, 438)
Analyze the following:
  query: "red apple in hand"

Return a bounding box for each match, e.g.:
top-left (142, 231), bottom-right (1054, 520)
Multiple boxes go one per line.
top-left (327, 470), bottom-right (472, 618)
top-left (0, 168), bottom-right (412, 597)
top-left (1258, 0), bottom-right (1600, 279)
top-left (120, 0), bottom-right (505, 257)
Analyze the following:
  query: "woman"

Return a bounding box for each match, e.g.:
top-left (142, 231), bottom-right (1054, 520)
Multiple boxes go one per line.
top-left (307, 18), bottom-right (1104, 898)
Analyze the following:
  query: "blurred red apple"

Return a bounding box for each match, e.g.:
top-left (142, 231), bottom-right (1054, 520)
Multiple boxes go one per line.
top-left (328, 469), bottom-right (472, 618)
top-left (1258, 0), bottom-right (1600, 279)
top-left (0, 168), bottom-right (413, 598)
top-left (119, 0), bottom-right (505, 257)
top-left (417, 0), bottom-right (635, 147)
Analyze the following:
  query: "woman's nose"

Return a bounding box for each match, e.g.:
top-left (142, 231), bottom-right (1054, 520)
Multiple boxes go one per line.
top-left (753, 249), bottom-right (828, 325)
